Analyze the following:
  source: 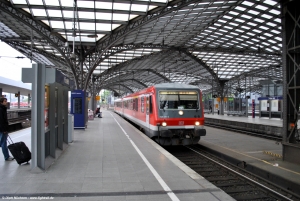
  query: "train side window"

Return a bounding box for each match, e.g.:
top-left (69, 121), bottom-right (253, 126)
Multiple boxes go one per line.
top-left (133, 98), bottom-right (135, 111)
top-left (146, 97), bottom-right (149, 114)
top-left (141, 97), bottom-right (144, 113)
top-left (135, 98), bottom-right (138, 111)
top-left (149, 96), bottom-right (153, 114)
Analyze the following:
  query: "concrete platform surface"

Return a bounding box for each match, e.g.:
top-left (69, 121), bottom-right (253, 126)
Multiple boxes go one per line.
top-left (201, 126), bottom-right (300, 196)
top-left (0, 110), bottom-right (233, 201)
top-left (205, 113), bottom-right (283, 127)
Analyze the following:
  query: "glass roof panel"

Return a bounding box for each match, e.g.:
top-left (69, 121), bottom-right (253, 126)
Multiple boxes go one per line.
top-left (96, 23), bottom-right (113, 31)
top-left (113, 3), bottom-right (131, 10)
top-left (274, 19), bottom-right (281, 23)
top-left (44, 0), bottom-right (59, 6)
top-left (267, 22), bottom-right (277, 26)
top-left (80, 37), bottom-right (99, 42)
top-left (22, 8), bottom-right (31, 14)
top-left (241, 14), bottom-right (252, 19)
top-left (270, 9), bottom-right (280, 15)
top-left (28, 0), bottom-right (43, 5)
top-left (64, 21), bottom-right (74, 30)
top-left (261, 14), bottom-right (272, 19)
top-left (96, 13), bottom-right (112, 20)
top-left (3, 0), bottom-right (283, 94)
top-left (264, 0), bottom-right (277, 6)
top-left (95, 2), bottom-right (113, 9)
top-left (254, 18), bottom-right (264, 23)
top-left (256, 5), bottom-right (268, 10)
top-left (112, 24), bottom-right (121, 29)
top-left (31, 9), bottom-right (47, 16)
top-left (11, 0), bottom-right (27, 3)
top-left (235, 6), bottom-right (246, 11)
top-left (131, 4), bottom-right (148, 12)
top-left (242, 1), bottom-right (254, 6)
top-left (41, 20), bottom-right (49, 26)
top-left (113, 14), bottom-right (130, 21)
top-left (78, 12), bottom-right (95, 19)
top-left (152, 0), bottom-right (168, 3)
top-left (63, 11), bottom-right (74, 18)
top-left (51, 21), bottom-right (64, 29)
top-left (149, 5), bottom-right (158, 10)
top-left (229, 11), bottom-right (239, 15)
top-left (48, 10), bottom-right (62, 17)
top-left (77, 1), bottom-right (95, 8)
top-left (61, 0), bottom-right (73, 7)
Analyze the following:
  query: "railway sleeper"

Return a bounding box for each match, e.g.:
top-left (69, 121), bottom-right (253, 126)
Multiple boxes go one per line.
top-left (193, 167), bottom-right (218, 172)
top-left (232, 192), bottom-right (271, 201)
top-left (175, 159), bottom-right (201, 162)
top-left (216, 181), bottom-right (248, 187)
top-left (198, 172), bottom-right (225, 177)
top-left (207, 176), bottom-right (237, 182)
top-left (187, 164), bottom-right (214, 168)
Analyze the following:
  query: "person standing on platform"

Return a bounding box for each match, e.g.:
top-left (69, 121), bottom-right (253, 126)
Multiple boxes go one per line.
top-left (95, 105), bottom-right (101, 117)
top-left (0, 97), bottom-right (14, 161)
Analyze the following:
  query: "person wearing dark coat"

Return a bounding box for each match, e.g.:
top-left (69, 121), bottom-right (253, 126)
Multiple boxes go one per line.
top-left (0, 97), bottom-right (14, 161)
top-left (95, 107), bottom-right (100, 115)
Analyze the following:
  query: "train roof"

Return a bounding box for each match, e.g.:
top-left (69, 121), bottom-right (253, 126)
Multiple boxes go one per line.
top-left (115, 83), bottom-right (201, 100)
top-left (153, 83), bottom-right (200, 90)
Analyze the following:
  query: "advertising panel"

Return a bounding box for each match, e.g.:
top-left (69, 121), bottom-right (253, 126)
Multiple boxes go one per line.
top-left (261, 100), bottom-right (268, 111)
top-left (44, 85), bottom-right (49, 130)
top-left (271, 100), bottom-right (279, 112)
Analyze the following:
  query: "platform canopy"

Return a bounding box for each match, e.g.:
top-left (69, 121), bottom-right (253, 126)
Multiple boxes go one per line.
top-left (0, 0), bottom-right (282, 97)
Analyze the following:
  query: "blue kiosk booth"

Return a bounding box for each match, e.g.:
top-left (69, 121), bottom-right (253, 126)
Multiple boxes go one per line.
top-left (71, 90), bottom-right (86, 129)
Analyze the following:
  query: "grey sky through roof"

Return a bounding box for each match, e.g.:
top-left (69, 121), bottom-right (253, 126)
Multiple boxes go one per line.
top-left (0, 0), bottom-right (282, 97)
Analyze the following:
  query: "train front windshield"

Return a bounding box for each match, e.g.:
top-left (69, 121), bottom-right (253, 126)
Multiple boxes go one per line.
top-left (159, 91), bottom-right (199, 110)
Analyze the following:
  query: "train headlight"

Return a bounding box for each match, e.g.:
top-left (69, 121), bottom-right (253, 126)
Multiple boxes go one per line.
top-left (178, 110), bottom-right (184, 115)
top-left (162, 122), bottom-right (167, 127)
top-left (195, 121), bottom-right (200, 126)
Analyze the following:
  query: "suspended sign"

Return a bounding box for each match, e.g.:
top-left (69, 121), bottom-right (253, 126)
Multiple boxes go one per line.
top-left (95, 96), bottom-right (100, 101)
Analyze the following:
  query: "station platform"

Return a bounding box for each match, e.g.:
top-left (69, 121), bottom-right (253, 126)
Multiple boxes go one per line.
top-left (0, 110), bottom-right (233, 201)
top-left (202, 116), bottom-right (300, 196)
top-left (204, 113), bottom-right (283, 137)
top-left (205, 113), bottom-right (283, 126)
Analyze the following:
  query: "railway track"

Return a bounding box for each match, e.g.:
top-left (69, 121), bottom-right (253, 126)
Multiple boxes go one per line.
top-left (8, 115), bottom-right (31, 132)
top-left (165, 145), bottom-right (299, 201)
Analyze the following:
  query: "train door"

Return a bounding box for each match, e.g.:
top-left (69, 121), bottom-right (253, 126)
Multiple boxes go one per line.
top-left (146, 96), bottom-right (150, 129)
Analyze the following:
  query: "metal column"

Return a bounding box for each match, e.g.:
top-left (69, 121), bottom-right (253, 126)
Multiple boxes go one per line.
top-left (281, 0), bottom-right (300, 164)
top-left (22, 63), bottom-right (46, 171)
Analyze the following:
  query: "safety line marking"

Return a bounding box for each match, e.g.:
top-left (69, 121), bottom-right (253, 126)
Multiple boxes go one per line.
top-left (202, 140), bottom-right (300, 176)
top-left (111, 113), bottom-right (180, 201)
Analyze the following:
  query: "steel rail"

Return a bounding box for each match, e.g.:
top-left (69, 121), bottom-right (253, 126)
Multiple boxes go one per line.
top-left (186, 146), bottom-right (293, 201)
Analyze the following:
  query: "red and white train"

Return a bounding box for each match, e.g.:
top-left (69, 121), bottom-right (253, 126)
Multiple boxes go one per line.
top-left (114, 83), bottom-right (206, 146)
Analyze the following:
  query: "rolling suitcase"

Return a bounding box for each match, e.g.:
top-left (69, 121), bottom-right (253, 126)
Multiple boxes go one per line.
top-left (7, 135), bottom-right (31, 165)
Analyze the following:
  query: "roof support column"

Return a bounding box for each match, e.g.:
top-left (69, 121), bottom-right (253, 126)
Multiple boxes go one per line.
top-left (281, 0), bottom-right (300, 164)
top-left (80, 49), bottom-right (84, 89)
top-left (219, 80), bottom-right (228, 116)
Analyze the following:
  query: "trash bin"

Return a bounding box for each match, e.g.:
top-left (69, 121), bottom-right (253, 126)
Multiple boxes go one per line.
top-left (68, 114), bottom-right (74, 143)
